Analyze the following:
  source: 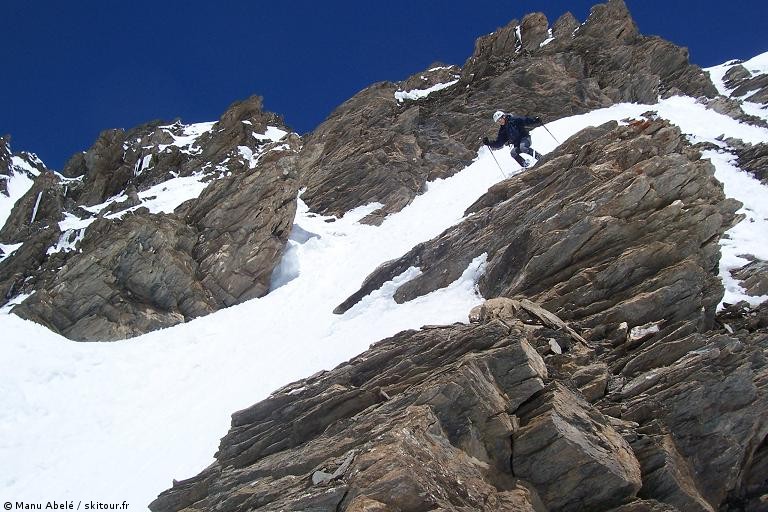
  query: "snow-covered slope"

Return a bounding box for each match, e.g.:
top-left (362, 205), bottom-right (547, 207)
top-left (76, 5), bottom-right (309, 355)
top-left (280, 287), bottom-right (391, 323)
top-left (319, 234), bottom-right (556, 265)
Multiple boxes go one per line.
top-left (706, 51), bottom-right (768, 123)
top-left (2, 92), bottom-right (768, 509)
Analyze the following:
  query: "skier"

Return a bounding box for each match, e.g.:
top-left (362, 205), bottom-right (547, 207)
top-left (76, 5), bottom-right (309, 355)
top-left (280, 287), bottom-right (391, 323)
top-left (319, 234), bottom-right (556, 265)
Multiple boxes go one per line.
top-left (483, 110), bottom-right (541, 168)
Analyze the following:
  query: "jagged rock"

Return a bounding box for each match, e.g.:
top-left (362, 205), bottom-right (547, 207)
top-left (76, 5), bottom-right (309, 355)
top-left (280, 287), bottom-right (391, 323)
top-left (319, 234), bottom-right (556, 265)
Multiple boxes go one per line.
top-left (630, 423), bottom-right (714, 512)
top-left (572, 363), bottom-right (610, 402)
top-left (336, 119), bottom-right (739, 351)
top-left (7, 95), bottom-right (299, 340)
top-left (150, 319), bottom-right (552, 511)
top-left (150, 282), bottom-right (767, 512)
top-left (513, 382), bottom-right (642, 511)
top-left (66, 128), bottom-right (130, 205)
top-left (698, 96), bottom-right (768, 128)
top-left (13, 212), bottom-right (215, 341)
top-left (731, 73), bottom-right (768, 104)
top-left (63, 95), bottom-right (288, 207)
top-left (724, 64), bottom-right (752, 87)
top-left (731, 140), bottom-right (768, 184)
top-left (183, 146), bottom-right (298, 305)
top-left (732, 258), bottom-right (768, 297)
top-left (612, 332), bottom-right (768, 508)
top-left (398, 63), bottom-right (461, 93)
top-left (0, 171), bottom-right (65, 243)
top-left (13, 142), bottom-right (297, 341)
top-left (470, 297), bottom-right (588, 348)
top-left (297, 0), bottom-right (717, 223)
top-left (0, 226), bottom-right (61, 305)
top-left (717, 301), bottom-right (768, 333)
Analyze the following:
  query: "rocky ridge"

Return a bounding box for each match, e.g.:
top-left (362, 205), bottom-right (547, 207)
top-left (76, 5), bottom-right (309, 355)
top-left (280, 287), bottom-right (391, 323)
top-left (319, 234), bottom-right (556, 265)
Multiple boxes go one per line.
top-left (1, 96), bottom-right (301, 340)
top-left (297, 0), bottom-right (717, 224)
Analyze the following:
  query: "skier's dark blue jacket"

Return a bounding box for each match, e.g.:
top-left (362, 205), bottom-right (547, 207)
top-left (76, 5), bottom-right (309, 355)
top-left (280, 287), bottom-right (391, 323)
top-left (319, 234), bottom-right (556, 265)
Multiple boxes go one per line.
top-left (488, 114), bottom-right (538, 149)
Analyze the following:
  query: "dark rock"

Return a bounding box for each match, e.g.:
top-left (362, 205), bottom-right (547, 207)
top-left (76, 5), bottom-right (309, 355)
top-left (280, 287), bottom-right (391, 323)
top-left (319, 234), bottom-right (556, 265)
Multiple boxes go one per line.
top-left (297, 1), bottom-right (716, 223)
top-left (721, 62), bottom-right (768, 105)
top-left (184, 146), bottom-right (298, 306)
top-left (398, 63), bottom-right (460, 93)
top-left (13, 212), bottom-right (215, 341)
top-left (9, 96), bottom-right (300, 340)
top-left (698, 96), bottom-right (768, 128)
top-left (70, 128), bottom-right (131, 205)
top-left (0, 227), bottom-right (61, 305)
top-left (630, 423), bottom-right (714, 512)
top-left (732, 74), bottom-right (768, 104)
top-left (14, 141), bottom-right (298, 341)
top-left (572, 363), bottom-right (610, 401)
top-left (150, 281), bottom-right (768, 511)
top-left (336, 119), bottom-right (738, 351)
top-left (731, 140), bottom-right (768, 184)
top-left (732, 258), bottom-right (768, 297)
top-left (615, 332), bottom-right (768, 508)
top-left (513, 382), bottom-right (642, 511)
top-left (0, 136), bottom-right (12, 196)
top-left (150, 319), bottom-right (551, 511)
top-left (0, 171), bottom-right (65, 243)
top-left (717, 301), bottom-right (768, 333)
top-left (723, 64), bottom-right (751, 88)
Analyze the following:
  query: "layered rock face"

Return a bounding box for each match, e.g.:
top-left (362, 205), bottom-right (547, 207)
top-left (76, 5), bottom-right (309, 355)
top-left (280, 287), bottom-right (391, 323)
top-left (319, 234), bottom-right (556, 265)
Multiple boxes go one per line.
top-left (150, 297), bottom-right (767, 511)
top-left (337, 118), bottom-right (740, 347)
top-left (1, 97), bottom-right (300, 340)
top-left (297, 0), bottom-right (716, 223)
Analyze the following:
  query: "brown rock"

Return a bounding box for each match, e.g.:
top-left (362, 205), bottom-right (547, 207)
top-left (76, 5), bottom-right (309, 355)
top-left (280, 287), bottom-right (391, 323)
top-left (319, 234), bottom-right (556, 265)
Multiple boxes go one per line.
top-left (513, 382), bottom-right (642, 511)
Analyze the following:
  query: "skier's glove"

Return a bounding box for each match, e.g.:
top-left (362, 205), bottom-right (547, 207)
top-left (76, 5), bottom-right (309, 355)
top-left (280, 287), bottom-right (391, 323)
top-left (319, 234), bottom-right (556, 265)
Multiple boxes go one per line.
top-left (482, 137), bottom-right (490, 145)
top-left (534, 116), bottom-right (542, 123)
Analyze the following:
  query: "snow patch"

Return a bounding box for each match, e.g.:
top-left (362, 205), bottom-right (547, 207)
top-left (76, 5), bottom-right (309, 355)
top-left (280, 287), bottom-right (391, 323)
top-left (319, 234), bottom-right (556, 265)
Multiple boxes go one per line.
top-left (540, 29), bottom-right (555, 47)
top-left (0, 292), bottom-right (33, 314)
top-left (0, 170), bottom-right (36, 232)
top-left (395, 79), bottom-right (459, 103)
top-left (629, 323), bottom-right (660, 341)
top-left (47, 229), bottom-right (86, 255)
top-left (705, 149), bottom-right (768, 307)
top-left (253, 126), bottom-right (288, 142)
top-left (0, 242), bottom-right (23, 264)
top-left (11, 156), bottom-right (41, 176)
top-left (158, 121), bottom-right (215, 154)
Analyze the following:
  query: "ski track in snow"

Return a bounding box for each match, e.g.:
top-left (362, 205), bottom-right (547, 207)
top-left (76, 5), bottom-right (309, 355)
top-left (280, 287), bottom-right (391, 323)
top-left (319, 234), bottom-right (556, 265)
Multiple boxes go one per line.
top-left (2, 94), bottom-right (768, 509)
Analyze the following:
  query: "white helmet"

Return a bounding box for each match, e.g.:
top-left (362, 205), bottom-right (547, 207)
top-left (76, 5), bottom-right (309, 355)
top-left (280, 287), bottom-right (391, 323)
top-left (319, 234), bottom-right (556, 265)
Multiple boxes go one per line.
top-left (493, 111), bottom-right (505, 123)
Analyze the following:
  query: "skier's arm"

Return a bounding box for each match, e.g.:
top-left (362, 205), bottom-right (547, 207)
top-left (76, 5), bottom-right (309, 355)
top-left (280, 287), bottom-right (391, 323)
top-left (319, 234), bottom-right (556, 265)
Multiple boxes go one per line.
top-left (487, 124), bottom-right (508, 149)
top-left (521, 115), bottom-right (541, 125)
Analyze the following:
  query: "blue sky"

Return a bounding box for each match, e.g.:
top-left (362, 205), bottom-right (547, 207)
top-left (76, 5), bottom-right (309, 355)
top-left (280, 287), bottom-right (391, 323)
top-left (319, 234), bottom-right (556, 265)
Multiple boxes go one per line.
top-left (3, 1), bottom-right (767, 170)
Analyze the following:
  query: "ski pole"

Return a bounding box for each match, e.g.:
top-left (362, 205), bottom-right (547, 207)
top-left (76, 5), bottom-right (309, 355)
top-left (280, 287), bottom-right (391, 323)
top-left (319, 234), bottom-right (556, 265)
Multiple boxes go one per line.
top-left (539, 120), bottom-right (560, 145)
top-left (486, 144), bottom-right (507, 180)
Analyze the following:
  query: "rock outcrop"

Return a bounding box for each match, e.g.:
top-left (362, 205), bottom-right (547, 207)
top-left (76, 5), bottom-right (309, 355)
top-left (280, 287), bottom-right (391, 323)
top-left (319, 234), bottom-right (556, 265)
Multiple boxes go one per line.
top-left (733, 140), bottom-right (768, 184)
top-left (3, 98), bottom-right (300, 340)
top-left (723, 62), bottom-right (768, 105)
top-left (149, 297), bottom-right (767, 511)
top-left (336, 118), bottom-right (739, 348)
top-left (297, 0), bottom-right (717, 223)
top-left (0, 171), bottom-right (66, 243)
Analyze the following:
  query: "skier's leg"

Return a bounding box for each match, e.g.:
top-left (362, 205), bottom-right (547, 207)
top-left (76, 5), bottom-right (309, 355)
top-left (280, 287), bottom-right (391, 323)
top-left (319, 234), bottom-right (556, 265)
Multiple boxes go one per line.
top-left (519, 136), bottom-right (533, 156)
top-left (510, 146), bottom-right (526, 166)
